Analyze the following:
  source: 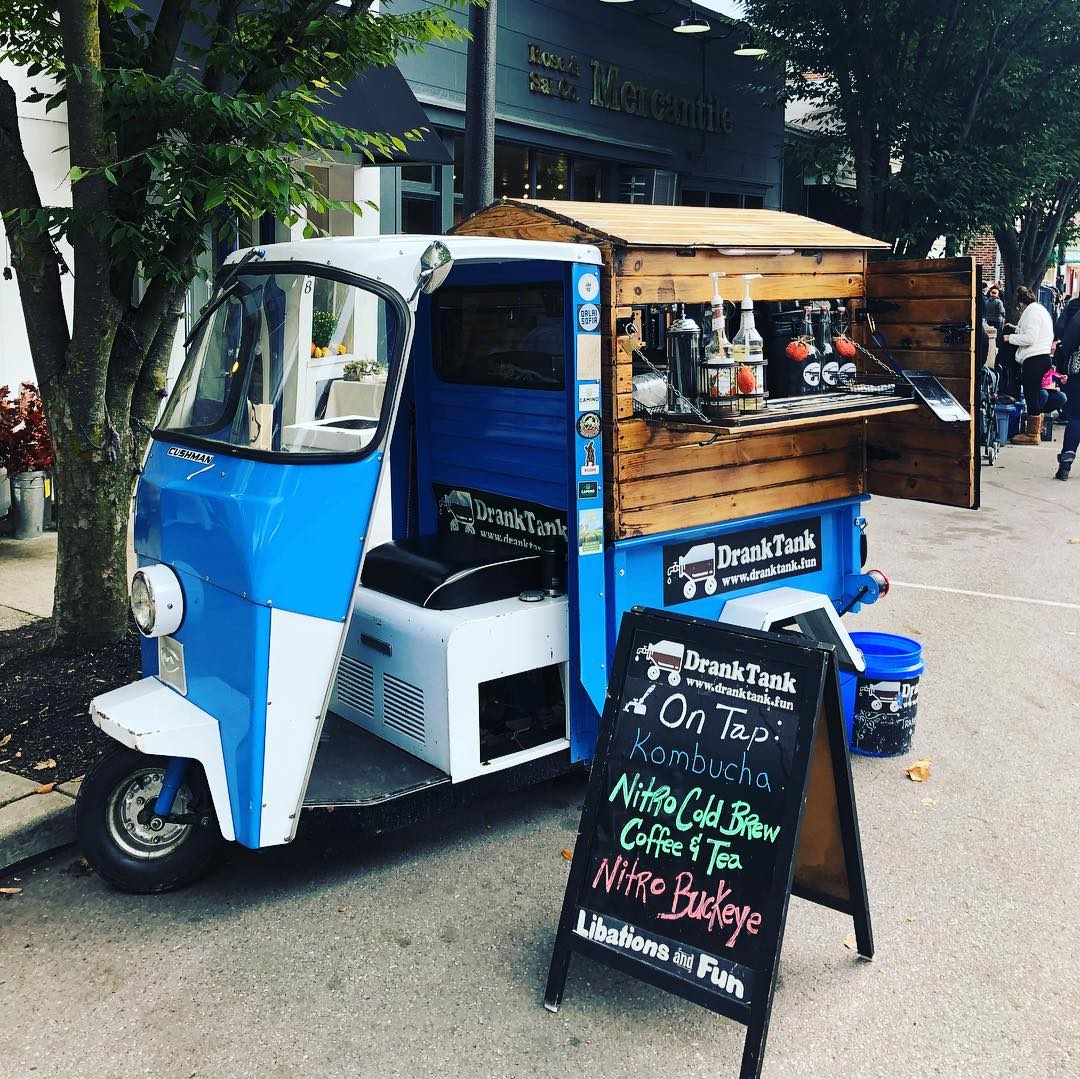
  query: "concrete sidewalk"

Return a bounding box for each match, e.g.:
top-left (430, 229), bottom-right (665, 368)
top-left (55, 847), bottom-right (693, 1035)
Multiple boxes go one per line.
top-left (0, 531), bottom-right (56, 627)
top-left (0, 441), bottom-right (1078, 1079)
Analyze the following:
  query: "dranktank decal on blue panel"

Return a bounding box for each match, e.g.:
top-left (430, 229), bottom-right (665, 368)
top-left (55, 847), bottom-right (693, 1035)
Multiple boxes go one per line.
top-left (569, 263), bottom-right (606, 759)
top-left (609, 497), bottom-right (873, 627)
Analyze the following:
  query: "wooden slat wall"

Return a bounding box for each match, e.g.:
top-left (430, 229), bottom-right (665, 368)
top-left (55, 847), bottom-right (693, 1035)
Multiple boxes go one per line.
top-left (863, 257), bottom-right (977, 508)
top-left (614, 247), bottom-right (866, 308)
top-left (612, 421), bottom-right (866, 538)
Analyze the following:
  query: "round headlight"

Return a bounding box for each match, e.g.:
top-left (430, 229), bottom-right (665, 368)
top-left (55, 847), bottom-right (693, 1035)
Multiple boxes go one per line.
top-left (130, 565), bottom-right (184, 638)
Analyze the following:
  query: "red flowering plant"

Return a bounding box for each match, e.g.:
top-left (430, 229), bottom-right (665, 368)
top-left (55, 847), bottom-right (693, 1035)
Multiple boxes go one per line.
top-left (0, 382), bottom-right (55, 476)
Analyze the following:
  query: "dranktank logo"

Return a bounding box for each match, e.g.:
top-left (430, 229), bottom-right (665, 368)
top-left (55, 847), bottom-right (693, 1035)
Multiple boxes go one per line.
top-left (433, 483), bottom-right (566, 552)
top-left (662, 517), bottom-right (823, 606)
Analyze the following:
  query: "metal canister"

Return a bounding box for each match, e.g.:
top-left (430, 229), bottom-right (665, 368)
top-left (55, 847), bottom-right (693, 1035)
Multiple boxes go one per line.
top-left (667, 307), bottom-right (701, 413)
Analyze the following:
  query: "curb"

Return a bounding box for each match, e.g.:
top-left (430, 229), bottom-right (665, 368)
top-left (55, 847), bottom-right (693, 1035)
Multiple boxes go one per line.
top-left (0, 770), bottom-right (82, 872)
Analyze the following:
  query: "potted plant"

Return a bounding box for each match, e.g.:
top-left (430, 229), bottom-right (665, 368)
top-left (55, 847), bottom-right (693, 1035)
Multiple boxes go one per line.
top-left (0, 383), bottom-right (55, 540)
top-left (310, 310), bottom-right (338, 358)
top-left (343, 359), bottom-right (381, 381)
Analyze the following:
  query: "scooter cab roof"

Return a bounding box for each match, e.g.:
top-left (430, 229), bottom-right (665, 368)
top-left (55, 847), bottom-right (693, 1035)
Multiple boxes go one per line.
top-left (225, 234), bottom-right (604, 300)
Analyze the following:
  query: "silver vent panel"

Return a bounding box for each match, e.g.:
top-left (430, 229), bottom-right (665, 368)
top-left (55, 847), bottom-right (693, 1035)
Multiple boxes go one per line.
top-left (336, 655), bottom-right (375, 717)
top-left (383, 674), bottom-right (426, 744)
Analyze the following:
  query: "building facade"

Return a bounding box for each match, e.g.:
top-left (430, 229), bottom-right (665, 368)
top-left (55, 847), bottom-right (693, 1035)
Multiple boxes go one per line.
top-left (1, 2), bottom-right (782, 391)
top-left (381, 0), bottom-right (784, 233)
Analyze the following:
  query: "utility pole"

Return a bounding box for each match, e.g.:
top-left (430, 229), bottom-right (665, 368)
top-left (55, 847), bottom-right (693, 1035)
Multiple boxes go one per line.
top-left (463, 0), bottom-right (497, 216)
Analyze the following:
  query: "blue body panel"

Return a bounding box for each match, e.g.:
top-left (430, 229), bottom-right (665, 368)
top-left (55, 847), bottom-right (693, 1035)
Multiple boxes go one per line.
top-left (413, 263), bottom-right (570, 528)
top-left (134, 441), bottom-right (385, 847)
top-left (607, 497), bottom-right (868, 634)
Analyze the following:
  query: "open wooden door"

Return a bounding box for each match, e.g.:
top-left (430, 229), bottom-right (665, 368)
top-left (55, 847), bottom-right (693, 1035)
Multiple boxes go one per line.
top-left (862, 257), bottom-right (978, 509)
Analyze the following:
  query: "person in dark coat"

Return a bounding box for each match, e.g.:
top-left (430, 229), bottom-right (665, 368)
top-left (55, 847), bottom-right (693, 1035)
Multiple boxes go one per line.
top-left (1052, 301), bottom-right (1080, 480)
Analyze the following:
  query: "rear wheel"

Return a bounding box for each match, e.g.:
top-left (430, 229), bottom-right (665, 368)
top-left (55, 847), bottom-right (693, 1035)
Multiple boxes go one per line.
top-left (76, 746), bottom-right (224, 893)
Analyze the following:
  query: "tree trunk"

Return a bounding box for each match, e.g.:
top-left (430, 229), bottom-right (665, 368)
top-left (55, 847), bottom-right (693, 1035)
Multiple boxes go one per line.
top-left (44, 373), bottom-right (138, 652)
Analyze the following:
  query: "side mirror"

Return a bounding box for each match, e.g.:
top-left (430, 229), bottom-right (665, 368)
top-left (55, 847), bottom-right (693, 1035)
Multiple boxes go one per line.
top-left (414, 241), bottom-right (453, 297)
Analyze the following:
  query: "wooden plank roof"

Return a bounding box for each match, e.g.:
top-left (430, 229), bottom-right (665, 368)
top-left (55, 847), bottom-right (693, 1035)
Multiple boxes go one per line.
top-left (458, 199), bottom-right (891, 251)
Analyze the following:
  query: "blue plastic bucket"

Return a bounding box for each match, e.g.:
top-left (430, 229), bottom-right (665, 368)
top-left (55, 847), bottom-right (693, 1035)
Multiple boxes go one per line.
top-left (844, 632), bottom-right (925, 757)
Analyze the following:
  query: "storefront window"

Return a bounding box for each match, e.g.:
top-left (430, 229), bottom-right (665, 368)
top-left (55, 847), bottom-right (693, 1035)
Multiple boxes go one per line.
top-left (535, 151), bottom-right (570, 200)
top-left (573, 160), bottom-right (604, 201)
top-left (305, 164), bottom-right (357, 236)
top-left (495, 143), bottom-right (531, 199)
top-left (401, 195), bottom-right (439, 234)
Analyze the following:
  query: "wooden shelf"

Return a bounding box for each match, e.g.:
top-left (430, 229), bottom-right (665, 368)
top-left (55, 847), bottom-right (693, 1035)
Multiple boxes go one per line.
top-left (645, 392), bottom-right (920, 436)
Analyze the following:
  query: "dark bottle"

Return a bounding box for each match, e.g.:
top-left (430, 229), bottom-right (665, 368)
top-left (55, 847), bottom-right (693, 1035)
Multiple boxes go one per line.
top-left (817, 306), bottom-right (839, 389)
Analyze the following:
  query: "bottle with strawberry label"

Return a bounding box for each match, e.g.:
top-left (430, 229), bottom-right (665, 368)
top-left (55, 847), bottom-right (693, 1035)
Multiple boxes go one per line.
top-left (731, 274), bottom-right (767, 412)
top-left (788, 306), bottom-right (821, 395)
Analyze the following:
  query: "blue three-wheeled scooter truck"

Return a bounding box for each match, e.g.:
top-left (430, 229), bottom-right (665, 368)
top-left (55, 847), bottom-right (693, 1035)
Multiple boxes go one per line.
top-left (77, 202), bottom-right (978, 891)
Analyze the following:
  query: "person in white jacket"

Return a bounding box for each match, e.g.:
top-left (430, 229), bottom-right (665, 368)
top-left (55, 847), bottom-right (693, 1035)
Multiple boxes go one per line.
top-left (1003, 285), bottom-right (1055, 444)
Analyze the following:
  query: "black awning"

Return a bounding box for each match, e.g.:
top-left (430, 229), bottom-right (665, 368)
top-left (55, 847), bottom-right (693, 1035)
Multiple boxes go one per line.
top-left (324, 66), bottom-right (452, 167)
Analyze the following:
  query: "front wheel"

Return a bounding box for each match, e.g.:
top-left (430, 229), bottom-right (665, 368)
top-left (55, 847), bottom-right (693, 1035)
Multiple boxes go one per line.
top-left (76, 746), bottom-right (224, 893)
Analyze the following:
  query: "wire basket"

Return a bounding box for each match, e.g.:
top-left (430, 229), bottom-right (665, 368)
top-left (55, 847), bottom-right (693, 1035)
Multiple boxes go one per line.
top-left (834, 339), bottom-right (904, 395)
top-left (834, 369), bottom-right (900, 395)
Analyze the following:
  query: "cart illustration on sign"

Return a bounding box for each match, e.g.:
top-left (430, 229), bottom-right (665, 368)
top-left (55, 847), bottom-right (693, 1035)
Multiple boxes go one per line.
top-left (443, 489), bottom-right (476, 534)
top-left (667, 541), bottom-right (719, 600)
top-left (865, 680), bottom-right (904, 713)
top-left (638, 639), bottom-right (686, 686)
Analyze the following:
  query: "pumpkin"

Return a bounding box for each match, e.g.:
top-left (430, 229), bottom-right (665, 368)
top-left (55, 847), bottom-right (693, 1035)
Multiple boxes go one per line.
top-left (736, 365), bottom-right (757, 394)
top-left (833, 335), bottom-right (857, 359)
top-left (784, 338), bottom-right (810, 362)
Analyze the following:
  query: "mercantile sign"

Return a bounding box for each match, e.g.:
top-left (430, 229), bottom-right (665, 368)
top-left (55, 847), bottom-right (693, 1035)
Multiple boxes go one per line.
top-left (589, 60), bottom-right (732, 134)
top-left (526, 43), bottom-right (732, 134)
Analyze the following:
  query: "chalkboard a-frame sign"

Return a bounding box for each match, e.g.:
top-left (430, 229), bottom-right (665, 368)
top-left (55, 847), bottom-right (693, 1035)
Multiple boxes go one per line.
top-left (545, 608), bottom-right (873, 1079)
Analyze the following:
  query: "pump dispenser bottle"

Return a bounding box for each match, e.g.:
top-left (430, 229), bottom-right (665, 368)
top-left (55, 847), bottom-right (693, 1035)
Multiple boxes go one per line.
top-left (732, 274), bottom-right (767, 411)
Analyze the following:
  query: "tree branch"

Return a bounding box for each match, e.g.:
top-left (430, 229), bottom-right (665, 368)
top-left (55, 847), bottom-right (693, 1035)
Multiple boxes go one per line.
top-left (147, 0), bottom-right (194, 79)
top-left (0, 76), bottom-right (70, 386)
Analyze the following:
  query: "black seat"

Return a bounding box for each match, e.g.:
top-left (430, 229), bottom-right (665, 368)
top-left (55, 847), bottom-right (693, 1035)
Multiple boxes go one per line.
top-left (360, 533), bottom-right (543, 610)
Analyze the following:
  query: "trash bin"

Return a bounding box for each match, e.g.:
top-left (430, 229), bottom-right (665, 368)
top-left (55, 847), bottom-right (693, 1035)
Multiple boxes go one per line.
top-left (994, 402), bottom-right (1013, 447)
top-left (844, 632), bottom-right (925, 757)
top-left (11, 470), bottom-right (46, 540)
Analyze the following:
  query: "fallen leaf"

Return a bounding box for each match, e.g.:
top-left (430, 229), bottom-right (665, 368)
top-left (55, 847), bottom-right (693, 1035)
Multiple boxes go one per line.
top-left (0, 887), bottom-right (22, 895)
top-left (34, 782), bottom-right (56, 795)
top-left (32, 758), bottom-right (57, 771)
top-left (14, 751), bottom-right (22, 758)
top-left (170, 943), bottom-right (182, 952)
top-left (561, 848), bottom-right (573, 862)
top-left (906, 758), bottom-right (932, 782)
top-left (921, 797), bottom-right (937, 808)
top-left (906, 916), bottom-right (917, 923)
top-left (0, 734), bottom-right (10, 747)
top-left (843, 931), bottom-right (857, 950)
top-left (338, 904), bottom-right (350, 913)
top-left (1068, 538), bottom-right (1080, 545)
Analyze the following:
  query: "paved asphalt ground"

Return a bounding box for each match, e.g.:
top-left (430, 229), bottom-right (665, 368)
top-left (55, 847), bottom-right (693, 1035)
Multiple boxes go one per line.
top-left (1, 446), bottom-right (1077, 1079)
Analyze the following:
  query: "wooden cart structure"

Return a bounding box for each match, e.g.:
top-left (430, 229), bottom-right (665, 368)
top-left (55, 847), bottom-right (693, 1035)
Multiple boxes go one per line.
top-left (454, 201), bottom-right (977, 541)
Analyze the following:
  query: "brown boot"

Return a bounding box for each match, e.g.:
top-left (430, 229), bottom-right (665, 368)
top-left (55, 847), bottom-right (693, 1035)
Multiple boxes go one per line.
top-left (1010, 414), bottom-right (1043, 445)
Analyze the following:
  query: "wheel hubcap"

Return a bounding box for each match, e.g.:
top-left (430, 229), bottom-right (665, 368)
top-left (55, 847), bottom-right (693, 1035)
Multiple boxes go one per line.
top-left (106, 768), bottom-right (194, 860)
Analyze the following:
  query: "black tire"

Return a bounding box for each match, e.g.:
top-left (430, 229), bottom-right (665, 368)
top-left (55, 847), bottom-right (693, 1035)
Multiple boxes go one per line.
top-left (76, 746), bottom-right (224, 894)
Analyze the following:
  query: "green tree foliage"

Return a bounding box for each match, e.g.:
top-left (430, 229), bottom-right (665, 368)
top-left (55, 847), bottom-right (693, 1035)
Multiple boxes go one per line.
top-left (0, 0), bottom-right (466, 649)
top-left (744, 0), bottom-right (1080, 295)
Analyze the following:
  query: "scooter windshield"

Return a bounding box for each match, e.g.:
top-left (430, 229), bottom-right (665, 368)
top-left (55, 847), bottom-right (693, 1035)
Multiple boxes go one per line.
top-left (159, 270), bottom-right (399, 457)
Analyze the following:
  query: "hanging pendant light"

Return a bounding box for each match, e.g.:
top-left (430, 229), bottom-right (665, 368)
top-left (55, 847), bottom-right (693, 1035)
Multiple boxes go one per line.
top-left (673, 2), bottom-right (710, 33)
top-left (734, 42), bottom-right (768, 57)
